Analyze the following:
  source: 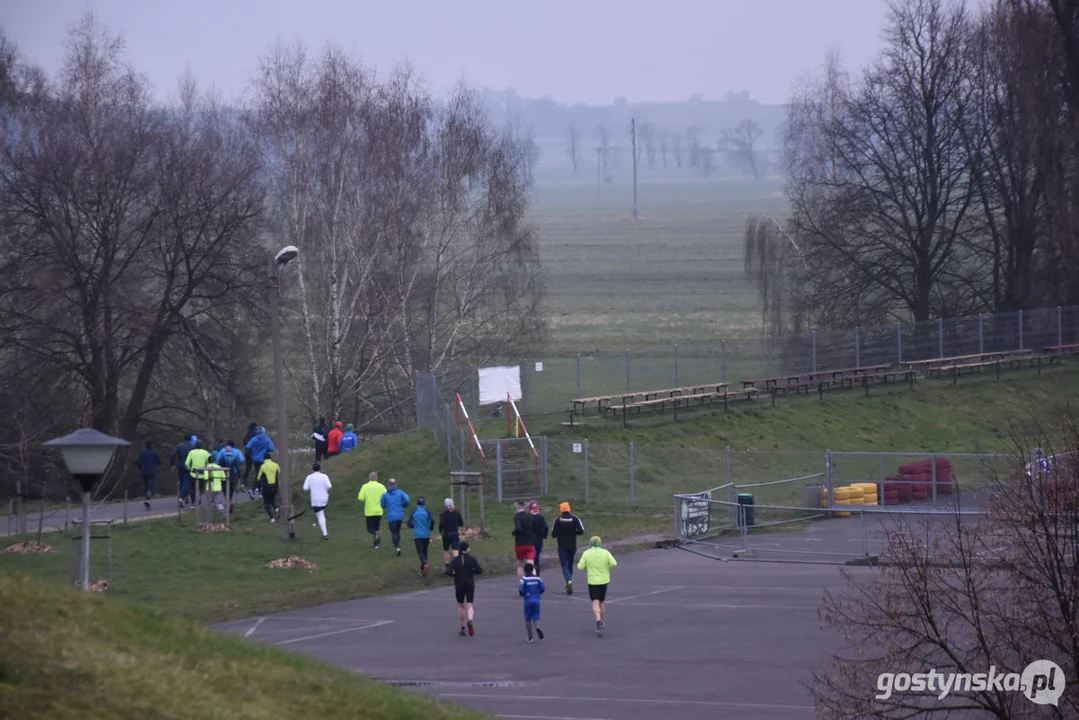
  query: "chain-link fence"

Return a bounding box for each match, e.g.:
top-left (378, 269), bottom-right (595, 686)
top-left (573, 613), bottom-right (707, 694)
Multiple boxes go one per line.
top-left (508, 306), bottom-right (1079, 415)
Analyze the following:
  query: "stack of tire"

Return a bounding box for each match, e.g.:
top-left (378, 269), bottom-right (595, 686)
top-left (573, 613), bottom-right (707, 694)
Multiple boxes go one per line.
top-left (826, 486), bottom-right (854, 517)
top-left (889, 458), bottom-right (953, 501)
top-left (851, 483), bottom-right (879, 506)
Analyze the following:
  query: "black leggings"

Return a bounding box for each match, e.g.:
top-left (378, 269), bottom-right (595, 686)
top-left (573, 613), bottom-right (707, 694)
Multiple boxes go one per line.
top-left (389, 520), bottom-right (403, 549)
top-left (414, 538), bottom-right (430, 568)
top-left (262, 483), bottom-right (278, 519)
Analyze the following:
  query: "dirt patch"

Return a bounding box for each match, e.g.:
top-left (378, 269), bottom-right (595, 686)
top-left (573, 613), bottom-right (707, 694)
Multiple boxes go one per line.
top-left (197, 523), bottom-right (230, 533)
top-left (3, 541), bottom-right (54, 554)
top-left (266, 556), bottom-right (315, 570)
top-left (88, 579), bottom-right (110, 592)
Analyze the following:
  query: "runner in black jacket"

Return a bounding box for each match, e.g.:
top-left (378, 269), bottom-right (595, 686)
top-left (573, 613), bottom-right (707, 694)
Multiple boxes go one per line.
top-left (529, 500), bottom-right (549, 575)
top-left (439, 498), bottom-right (465, 573)
top-left (512, 501), bottom-right (536, 578)
top-left (449, 541), bottom-right (483, 636)
top-left (550, 502), bottom-right (585, 594)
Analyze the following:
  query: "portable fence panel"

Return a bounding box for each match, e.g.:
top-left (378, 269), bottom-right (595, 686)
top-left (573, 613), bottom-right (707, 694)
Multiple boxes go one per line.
top-left (726, 450), bottom-right (827, 507)
top-left (494, 437), bottom-right (541, 501)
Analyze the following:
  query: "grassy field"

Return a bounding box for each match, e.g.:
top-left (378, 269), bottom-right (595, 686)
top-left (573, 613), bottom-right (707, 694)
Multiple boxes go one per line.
top-left (530, 179), bottom-right (787, 353)
top-left (4, 365), bottom-right (1076, 624)
top-left (0, 570), bottom-right (486, 720)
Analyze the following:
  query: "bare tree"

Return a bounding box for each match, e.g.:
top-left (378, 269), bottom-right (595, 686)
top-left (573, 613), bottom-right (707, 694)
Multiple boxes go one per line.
top-left (685, 125), bottom-right (703, 170)
top-left (721, 119), bottom-right (764, 178)
top-left (785, 0), bottom-right (977, 323)
top-left (0, 14), bottom-right (263, 442)
top-left (743, 215), bottom-right (808, 333)
top-left (658, 129), bottom-right (670, 168)
top-left (638, 118), bottom-right (657, 169)
top-left (596, 125), bottom-right (611, 178)
top-left (672, 131), bottom-right (683, 169)
top-left (566, 122), bottom-right (580, 173)
top-left (814, 410), bottom-right (1079, 718)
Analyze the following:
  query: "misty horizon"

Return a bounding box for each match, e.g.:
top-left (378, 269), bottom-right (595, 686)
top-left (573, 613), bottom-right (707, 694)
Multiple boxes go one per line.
top-left (4, 0), bottom-right (905, 107)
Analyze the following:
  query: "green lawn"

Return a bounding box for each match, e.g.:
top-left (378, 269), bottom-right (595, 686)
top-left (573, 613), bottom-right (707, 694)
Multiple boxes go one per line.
top-left (0, 570), bottom-right (486, 720)
top-left (3, 364), bottom-right (1074, 625)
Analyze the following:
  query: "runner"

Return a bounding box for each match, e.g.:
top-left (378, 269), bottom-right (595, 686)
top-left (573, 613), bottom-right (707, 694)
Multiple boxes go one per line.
top-left (449, 541), bottom-right (483, 636)
top-left (406, 496), bottom-right (435, 576)
top-left (303, 462), bottom-right (332, 540)
top-left (311, 417), bottom-right (328, 462)
top-left (257, 452), bottom-right (281, 521)
top-left (518, 561), bottom-right (546, 643)
top-left (241, 422), bottom-right (259, 494)
top-left (244, 427), bottom-right (274, 499)
top-left (184, 439), bottom-right (211, 510)
top-left (379, 477), bottom-right (411, 556)
top-left (135, 441), bottom-right (161, 511)
top-left (326, 421), bottom-right (343, 458)
top-left (169, 435), bottom-right (194, 509)
top-left (550, 501), bottom-right (585, 594)
top-left (529, 501), bottom-right (549, 575)
top-left (357, 471), bottom-right (387, 549)
top-left (439, 498), bottom-right (465, 574)
top-left (339, 423), bottom-right (359, 453)
top-left (577, 535), bottom-right (618, 637)
top-left (512, 501), bottom-right (536, 578)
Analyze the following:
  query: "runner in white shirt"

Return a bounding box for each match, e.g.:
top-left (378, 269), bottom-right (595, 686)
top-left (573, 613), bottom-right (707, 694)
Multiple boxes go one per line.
top-left (303, 462), bottom-right (333, 540)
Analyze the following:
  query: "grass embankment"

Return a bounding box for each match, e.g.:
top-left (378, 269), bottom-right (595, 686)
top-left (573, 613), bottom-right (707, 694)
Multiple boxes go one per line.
top-left (2, 365), bottom-right (1076, 623)
top-left (0, 570), bottom-right (485, 720)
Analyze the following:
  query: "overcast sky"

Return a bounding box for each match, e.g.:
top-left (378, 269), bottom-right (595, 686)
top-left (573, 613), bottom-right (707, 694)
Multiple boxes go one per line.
top-left (6, 0), bottom-right (905, 106)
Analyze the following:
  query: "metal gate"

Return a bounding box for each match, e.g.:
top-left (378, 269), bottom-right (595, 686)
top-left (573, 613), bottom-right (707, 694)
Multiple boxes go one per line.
top-left (488, 436), bottom-right (547, 502)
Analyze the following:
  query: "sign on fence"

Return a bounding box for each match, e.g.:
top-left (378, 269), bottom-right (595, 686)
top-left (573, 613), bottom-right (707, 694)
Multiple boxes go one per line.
top-left (680, 491), bottom-right (712, 538)
top-left (534, 362), bottom-right (543, 372)
top-left (572, 443), bottom-right (582, 453)
top-left (478, 365), bottom-right (521, 405)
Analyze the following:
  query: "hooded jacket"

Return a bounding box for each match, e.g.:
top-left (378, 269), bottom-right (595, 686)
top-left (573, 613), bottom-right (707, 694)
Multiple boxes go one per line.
top-left (327, 422), bottom-right (344, 454)
top-left (380, 486), bottom-right (411, 523)
top-left (407, 504), bottom-right (434, 540)
top-left (340, 428), bottom-right (358, 452)
top-left (185, 446), bottom-right (211, 478)
top-left (513, 510), bottom-right (536, 547)
top-left (245, 427), bottom-right (275, 462)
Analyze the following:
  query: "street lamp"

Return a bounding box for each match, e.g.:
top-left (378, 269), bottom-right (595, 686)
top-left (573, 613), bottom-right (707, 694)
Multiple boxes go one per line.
top-left (43, 429), bottom-right (129, 590)
top-left (270, 245), bottom-right (298, 539)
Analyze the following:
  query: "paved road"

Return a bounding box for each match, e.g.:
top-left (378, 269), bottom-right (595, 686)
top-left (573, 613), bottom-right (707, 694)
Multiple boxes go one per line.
top-left (217, 546), bottom-right (863, 720)
top-left (1, 483), bottom-right (256, 537)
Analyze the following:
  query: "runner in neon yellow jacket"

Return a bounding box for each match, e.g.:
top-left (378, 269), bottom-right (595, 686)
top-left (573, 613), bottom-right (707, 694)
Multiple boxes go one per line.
top-left (577, 536), bottom-right (617, 636)
top-left (357, 472), bottom-right (388, 549)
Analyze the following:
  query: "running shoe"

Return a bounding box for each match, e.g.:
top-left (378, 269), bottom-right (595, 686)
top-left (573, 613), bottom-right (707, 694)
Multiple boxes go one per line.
top-left (527, 638), bottom-right (534, 643)
top-left (396, 547), bottom-right (401, 557)
top-left (536, 627), bottom-right (544, 640)
top-left (459, 628), bottom-right (467, 636)
top-left (144, 501), bottom-right (151, 511)
top-left (566, 580), bottom-right (572, 595)
top-left (422, 564), bottom-right (429, 577)
top-left (467, 620), bottom-right (474, 636)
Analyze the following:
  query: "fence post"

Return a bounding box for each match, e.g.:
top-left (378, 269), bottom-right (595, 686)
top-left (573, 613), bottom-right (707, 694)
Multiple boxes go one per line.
top-left (629, 441), bottom-right (635, 503)
top-left (584, 439), bottom-right (590, 504)
top-left (1058, 306), bottom-right (1064, 347)
top-left (674, 344), bottom-right (679, 387)
top-left (937, 318), bottom-right (944, 358)
top-left (811, 330), bottom-right (817, 373)
top-left (673, 495), bottom-right (680, 540)
top-left (522, 360), bottom-right (530, 413)
top-left (725, 446), bottom-right (731, 486)
top-left (931, 453), bottom-right (938, 505)
top-left (766, 335), bottom-right (773, 377)
top-left (878, 455), bottom-right (885, 489)
top-left (978, 313), bottom-right (984, 354)
top-left (897, 324), bottom-right (903, 364)
top-left (541, 436), bottom-right (548, 496)
top-left (496, 439), bottom-right (503, 504)
top-left (825, 450), bottom-right (834, 510)
top-left (576, 353), bottom-right (581, 397)
top-left (625, 350), bottom-right (631, 393)
top-left (854, 326), bottom-right (861, 367)
top-left (721, 340), bottom-right (727, 383)
top-left (1018, 309), bottom-right (1024, 350)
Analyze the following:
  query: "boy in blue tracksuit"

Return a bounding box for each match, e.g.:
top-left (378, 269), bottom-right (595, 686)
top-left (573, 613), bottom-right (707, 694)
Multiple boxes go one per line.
top-left (406, 496), bottom-right (435, 576)
top-left (380, 478), bottom-right (411, 556)
top-left (518, 562), bottom-right (546, 643)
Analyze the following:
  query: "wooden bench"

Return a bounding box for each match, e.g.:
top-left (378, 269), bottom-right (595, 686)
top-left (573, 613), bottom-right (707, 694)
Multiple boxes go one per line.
top-left (1045, 344), bottom-right (1079, 363)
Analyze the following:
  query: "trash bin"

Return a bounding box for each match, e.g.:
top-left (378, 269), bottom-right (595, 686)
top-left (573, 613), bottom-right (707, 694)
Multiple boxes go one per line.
top-left (737, 492), bottom-right (755, 528)
top-left (802, 484), bottom-right (824, 509)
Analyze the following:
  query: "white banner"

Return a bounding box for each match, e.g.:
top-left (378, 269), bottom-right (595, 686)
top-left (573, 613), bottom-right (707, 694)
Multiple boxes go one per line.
top-left (478, 365), bottom-right (521, 405)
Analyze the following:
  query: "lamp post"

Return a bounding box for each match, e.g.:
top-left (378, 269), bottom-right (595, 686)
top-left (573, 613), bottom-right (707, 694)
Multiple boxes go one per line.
top-left (270, 245), bottom-right (298, 540)
top-left (43, 429), bottom-right (129, 590)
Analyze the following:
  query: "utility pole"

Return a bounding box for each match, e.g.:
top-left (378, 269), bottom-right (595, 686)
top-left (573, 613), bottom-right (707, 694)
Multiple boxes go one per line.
top-left (631, 117), bottom-right (639, 220)
top-left (596, 147), bottom-right (602, 188)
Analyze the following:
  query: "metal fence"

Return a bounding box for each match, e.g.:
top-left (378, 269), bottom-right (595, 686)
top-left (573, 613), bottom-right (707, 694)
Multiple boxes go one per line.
top-left (493, 305), bottom-right (1079, 415)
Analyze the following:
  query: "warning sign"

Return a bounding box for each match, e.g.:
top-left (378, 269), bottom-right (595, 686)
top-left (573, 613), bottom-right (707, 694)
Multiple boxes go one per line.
top-left (680, 491), bottom-right (712, 538)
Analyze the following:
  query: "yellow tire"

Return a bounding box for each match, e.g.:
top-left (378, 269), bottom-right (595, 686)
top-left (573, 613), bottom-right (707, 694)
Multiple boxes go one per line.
top-left (835, 511), bottom-right (851, 517)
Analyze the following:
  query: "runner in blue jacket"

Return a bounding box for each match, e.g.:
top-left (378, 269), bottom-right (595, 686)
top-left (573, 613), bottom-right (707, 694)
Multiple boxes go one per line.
top-left (407, 497), bottom-right (435, 576)
top-left (380, 478), bottom-right (411, 556)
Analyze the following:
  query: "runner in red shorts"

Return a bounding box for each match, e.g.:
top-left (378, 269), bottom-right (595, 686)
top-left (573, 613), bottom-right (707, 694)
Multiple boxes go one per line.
top-left (512, 501), bottom-right (536, 578)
